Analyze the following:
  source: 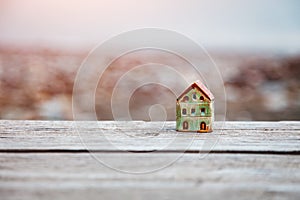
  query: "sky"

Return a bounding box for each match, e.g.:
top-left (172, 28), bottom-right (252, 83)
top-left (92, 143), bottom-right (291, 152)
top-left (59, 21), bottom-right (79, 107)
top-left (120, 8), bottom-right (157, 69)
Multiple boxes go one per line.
top-left (0, 0), bottom-right (299, 54)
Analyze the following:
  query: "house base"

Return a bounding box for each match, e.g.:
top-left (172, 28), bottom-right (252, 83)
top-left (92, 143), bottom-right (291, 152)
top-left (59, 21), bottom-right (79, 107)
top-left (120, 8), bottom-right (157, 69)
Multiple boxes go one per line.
top-left (176, 129), bottom-right (212, 133)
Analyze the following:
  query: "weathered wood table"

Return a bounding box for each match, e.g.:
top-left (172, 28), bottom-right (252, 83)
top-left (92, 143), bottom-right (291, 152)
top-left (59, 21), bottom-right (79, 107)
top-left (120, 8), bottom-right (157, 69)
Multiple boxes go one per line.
top-left (0, 121), bottom-right (299, 199)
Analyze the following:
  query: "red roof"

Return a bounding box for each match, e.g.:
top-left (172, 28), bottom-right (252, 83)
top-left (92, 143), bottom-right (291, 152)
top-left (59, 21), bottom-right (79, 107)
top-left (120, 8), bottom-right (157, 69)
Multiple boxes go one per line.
top-left (177, 80), bottom-right (214, 101)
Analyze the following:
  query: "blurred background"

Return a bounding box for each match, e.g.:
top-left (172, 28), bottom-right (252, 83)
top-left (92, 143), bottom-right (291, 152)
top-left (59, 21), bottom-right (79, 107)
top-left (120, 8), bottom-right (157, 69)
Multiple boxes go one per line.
top-left (0, 0), bottom-right (299, 121)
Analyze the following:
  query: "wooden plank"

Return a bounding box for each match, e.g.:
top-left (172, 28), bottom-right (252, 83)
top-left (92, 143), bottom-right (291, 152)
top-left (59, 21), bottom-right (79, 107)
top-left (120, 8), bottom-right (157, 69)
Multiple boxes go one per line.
top-left (0, 153), bottom-right (299, 200)
top-left (0, 120), bottom-right (299, 199)
top-left (1, 120), bottom-right (300, 132)
top-left (0, 121), bottom-right (299, 152)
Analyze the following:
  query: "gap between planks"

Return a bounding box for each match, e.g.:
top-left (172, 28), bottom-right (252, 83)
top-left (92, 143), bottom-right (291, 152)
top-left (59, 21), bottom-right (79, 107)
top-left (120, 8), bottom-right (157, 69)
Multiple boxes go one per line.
top-left (1, 149), bottom-right (300, 155)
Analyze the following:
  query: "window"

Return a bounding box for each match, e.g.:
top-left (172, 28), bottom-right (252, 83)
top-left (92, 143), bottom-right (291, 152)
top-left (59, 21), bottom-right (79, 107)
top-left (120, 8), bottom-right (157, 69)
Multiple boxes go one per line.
top-left (183, 96), bottom-right (189, 102)
top-left (200, 96), bottom-right (204, 101)
top-left (183, 121), bottom-right (188, 129)
top-left (201, 108), bottom-right (205, 115)
top-left (191, 108), bottom-right (195, 114)
top-left (192, 93), bottom-right (197, 100)
top-left (182, 108), bottom-right (187, 115)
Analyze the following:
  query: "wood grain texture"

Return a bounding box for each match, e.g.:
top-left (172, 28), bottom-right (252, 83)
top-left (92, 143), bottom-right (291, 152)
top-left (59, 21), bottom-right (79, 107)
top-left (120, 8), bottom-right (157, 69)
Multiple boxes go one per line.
top-left (0, 120), bottom-right (299, 199)
top-left (0, 153), bottom-right (299, 200)
top-left (0, 121), bottom-right (299, 152)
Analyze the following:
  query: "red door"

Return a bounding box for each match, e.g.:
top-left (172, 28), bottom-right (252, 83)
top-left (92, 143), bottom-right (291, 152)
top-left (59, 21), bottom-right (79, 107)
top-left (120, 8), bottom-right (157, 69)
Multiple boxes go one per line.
top-left (200, 122), bottom-right (206, 130)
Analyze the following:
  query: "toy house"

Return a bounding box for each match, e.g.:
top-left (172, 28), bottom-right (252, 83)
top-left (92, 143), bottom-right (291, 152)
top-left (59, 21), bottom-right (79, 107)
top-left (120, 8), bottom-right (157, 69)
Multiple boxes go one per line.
top-left (176, 80), bottom-right (214, 132)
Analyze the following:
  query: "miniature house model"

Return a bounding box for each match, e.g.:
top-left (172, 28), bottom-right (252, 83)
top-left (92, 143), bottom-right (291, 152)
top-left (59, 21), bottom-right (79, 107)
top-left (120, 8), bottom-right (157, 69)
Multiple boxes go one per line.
top-left (176, 80), bottom-right (214, 132)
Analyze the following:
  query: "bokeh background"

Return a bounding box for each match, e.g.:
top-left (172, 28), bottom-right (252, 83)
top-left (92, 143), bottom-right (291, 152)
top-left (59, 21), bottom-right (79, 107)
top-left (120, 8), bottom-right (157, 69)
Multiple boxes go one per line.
top-left (0, 0), bottom-right (299, 121)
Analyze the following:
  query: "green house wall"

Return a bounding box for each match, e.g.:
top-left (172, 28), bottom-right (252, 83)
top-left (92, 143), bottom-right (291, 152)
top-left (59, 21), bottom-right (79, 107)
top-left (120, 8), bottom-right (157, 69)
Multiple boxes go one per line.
top-left (176, 87), bottom-right (214, 132)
